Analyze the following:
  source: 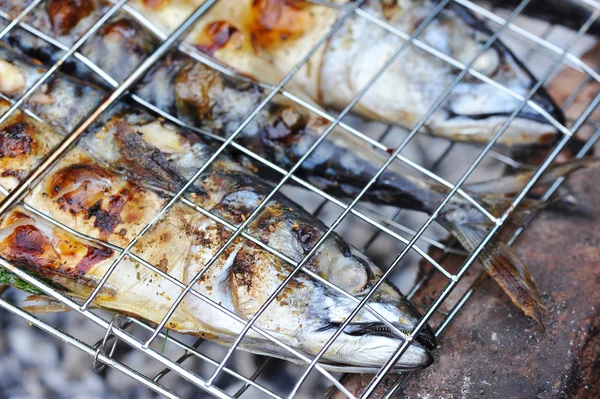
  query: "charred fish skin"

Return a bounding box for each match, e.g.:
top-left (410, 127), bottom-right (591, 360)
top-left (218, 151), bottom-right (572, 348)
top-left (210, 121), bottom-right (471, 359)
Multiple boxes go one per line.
top-left (0, 43), bottom-right (436, 372)
top-left (0, 0), bottom-right (564, 146)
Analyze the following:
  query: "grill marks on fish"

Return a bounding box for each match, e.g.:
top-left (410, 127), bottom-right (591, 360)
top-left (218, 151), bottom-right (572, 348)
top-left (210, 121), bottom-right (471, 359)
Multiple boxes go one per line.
top-left (5, 224), bottom-right (59, 269)
top-left (38, 151), bottom-right (162, 244)
top-left (0, 121), bottom-right (34, 158)
top-left (48, 162), bottom-right (138, 238)
top-left (248, 0), bottom-right (311, 48)
top-left (46, 0), bottom-right (95, 36)
top-left (75, 243), bottom-right (113, 274)
top-left (195, 20), bottom-right (242, 56)
top-left (0, 210), bottom-right (114, 278)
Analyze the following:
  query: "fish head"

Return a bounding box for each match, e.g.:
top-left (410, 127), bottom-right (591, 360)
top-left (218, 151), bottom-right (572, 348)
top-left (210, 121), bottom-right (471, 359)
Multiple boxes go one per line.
top-left (425, 3), bottom-right (565, 146)
top-left (321, 1), bottom-right (564, 146)
top-left (228, 234), bottom-right (435, 372)
top-left (300, 243), bottom-right (436, 372)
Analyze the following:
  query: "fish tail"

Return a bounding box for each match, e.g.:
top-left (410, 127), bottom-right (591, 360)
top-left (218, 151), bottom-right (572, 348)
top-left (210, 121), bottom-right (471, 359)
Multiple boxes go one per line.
top-left (464, 157), bottom-right (600, 195)
top-left (428, 156), bottom-right (598, 325)
top-left (434, 190), bottom-right (548, 326)
top-left (444, 220), bottom-right (545, 327)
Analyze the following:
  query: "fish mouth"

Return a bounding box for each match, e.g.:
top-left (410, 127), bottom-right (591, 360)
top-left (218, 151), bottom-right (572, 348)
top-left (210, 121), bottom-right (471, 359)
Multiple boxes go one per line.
top-left (319, 321), bottom-right (436, 353)
top-left (448, 88), bottom-right (566, 129)
top-left (453, 109), bottom-right (552, 126)
top-left (339, 322), bottom-right (437, 352)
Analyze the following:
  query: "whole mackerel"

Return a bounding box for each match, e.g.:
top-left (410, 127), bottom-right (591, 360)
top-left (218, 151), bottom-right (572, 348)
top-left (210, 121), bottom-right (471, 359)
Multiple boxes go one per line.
top-left (0, 43), bottom-right (437, 372)
top-left (130, 0), bottom-right (567, 146)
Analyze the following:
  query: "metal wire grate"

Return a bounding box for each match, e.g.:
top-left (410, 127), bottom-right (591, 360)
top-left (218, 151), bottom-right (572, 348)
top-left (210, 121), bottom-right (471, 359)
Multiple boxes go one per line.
top-left (0, 0), bottom-right (598, 398)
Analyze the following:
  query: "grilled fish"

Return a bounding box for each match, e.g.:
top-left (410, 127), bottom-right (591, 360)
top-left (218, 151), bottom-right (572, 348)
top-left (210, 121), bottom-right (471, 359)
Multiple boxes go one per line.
top-left (0, 0), bottom-right (564, 146)
top-left (2, 0), bottom-right (594, 326)
top-left (0, 44), bottom-right (437, 372)
top-left (128, 0), bottom-right (565, 146)
top-left (0, 5), bottom-right (549, 324)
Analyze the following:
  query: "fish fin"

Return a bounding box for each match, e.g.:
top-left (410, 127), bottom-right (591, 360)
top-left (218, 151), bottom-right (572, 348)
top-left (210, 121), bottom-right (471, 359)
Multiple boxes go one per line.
top-left (21, 294), bottom-right (101, 314)
top-left (22, 295), bottom-right (72, 314)
top-left (113, 122), bottom-right (191, 193)
top-left (446, 222), bottom-right (545, 328)
top-left (22, 303), bottom-right (73, 314)
top-left (465, 157), bottom-right (600, 195)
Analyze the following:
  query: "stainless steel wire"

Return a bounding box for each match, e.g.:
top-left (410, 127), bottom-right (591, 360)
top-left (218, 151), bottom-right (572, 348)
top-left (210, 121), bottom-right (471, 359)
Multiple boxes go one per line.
top-left (372, 17), bottom-right (563, 398)
top-left (360, 7), bottom-right (600, 398)
top-left (206, 0), bottom-right (454, 388)
top-left (0, 298), bottom-right (184, 399)
top-left (0, 0), bottom-right (42, 39)
top-left (0, 0), bottom-right (597, 398)
top-left (0, 0), bottom-right (128, 142)
top-left (135, 0), bottom-right (369, 353)
top-left (287, 1), bottom-right (537, 395)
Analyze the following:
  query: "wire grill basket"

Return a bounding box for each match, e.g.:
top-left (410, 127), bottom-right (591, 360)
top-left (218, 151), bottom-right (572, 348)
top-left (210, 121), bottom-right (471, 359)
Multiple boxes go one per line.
top-left (0, 0), bottom-right (599, 398)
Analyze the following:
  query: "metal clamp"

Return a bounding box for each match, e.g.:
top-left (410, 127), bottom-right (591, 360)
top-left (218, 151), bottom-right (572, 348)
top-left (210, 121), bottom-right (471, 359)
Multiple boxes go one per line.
top-left (92, 315), bottom-right (123, 372)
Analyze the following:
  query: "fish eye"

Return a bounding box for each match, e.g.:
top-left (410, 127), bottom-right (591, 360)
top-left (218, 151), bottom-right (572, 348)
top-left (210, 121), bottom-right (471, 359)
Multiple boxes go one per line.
top-left (327, 254), bottom-right (373, 294)
top-left (472, 47), bottom-right (500, 77)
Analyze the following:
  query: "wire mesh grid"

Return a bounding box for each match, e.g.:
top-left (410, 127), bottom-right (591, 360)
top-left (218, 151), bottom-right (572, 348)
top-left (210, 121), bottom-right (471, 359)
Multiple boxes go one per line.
top-left (0, 0), bottom-right (598, 398)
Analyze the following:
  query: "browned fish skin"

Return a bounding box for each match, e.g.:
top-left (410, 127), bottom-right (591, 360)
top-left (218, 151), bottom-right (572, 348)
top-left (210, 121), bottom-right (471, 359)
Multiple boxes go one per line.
top-left (0, 8), bottom-right (454, 220)
top-left (47, 0), bottom-right (95, 36)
